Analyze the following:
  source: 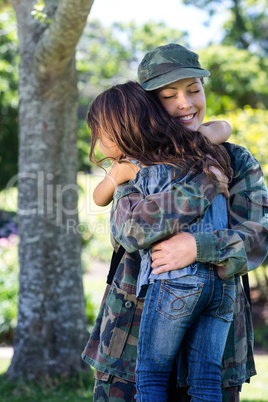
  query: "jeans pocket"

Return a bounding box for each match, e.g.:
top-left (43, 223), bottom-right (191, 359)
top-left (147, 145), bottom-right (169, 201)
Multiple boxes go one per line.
top-left (157, 280), bottom-right (203, 320)
top-left (216, 283), bottom-right (236, 322)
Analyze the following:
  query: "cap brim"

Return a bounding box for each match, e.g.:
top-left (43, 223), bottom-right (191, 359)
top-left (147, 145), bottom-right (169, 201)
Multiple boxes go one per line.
top-left (141, 68), bottom-right (210, 91)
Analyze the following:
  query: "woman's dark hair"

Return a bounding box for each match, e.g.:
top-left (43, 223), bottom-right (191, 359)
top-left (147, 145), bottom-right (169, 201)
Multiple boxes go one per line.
top-left (87, 81), bottom-right (232, 182)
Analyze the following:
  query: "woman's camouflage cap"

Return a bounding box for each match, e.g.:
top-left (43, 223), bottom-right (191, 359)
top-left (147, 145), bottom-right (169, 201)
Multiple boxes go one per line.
top-left (138, 43), bottom-right (210, 91)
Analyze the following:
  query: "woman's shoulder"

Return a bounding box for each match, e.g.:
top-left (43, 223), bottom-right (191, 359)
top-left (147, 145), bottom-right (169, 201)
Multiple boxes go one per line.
top-left (222, 142), bottom-right (260, 168)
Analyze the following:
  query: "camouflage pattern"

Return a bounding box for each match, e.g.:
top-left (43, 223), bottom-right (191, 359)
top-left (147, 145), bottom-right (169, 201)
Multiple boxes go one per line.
top-left (93, 375), bottom-right (239, 402)
top-left (196, 143), bottom-right (268, 280)
top-left (82, 251), bottom-right (143, 382)
top-left (111, 169), bottom-right (222, 253)
top-left (82, 143), bottom-right (268, 391)
top-left (221, 276), bottom-right (256, 388)
top-left (93, 373), bottom-right (190, 402)
top-left (93, 372), bottom-right (136, 401)
top-left (137, 43), bottom-right (210, 91)
top-left (222, 386), bottom-right (240, 402)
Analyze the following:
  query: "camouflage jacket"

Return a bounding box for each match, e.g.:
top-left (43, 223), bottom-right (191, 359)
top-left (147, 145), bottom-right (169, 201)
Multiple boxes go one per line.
top-left (82, 143), bottom-right (268, 387)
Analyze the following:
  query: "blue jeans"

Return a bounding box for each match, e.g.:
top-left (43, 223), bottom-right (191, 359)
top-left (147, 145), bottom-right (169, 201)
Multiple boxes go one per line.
top-left (135, 264), bottom-right (236, 402)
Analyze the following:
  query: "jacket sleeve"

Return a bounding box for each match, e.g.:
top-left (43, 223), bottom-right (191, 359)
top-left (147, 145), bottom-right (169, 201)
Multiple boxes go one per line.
top-left (111, 172), bottom-right (220, 253)
top-left (194, 143), bottom-right (268, 279)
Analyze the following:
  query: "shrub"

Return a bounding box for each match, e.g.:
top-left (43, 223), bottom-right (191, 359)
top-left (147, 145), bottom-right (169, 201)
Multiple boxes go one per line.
top-left (0, 235), bottom-right (19, 344)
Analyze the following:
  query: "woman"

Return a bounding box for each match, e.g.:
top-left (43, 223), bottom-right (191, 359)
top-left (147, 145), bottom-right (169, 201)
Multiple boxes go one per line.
top-left (82, 44), bottom-right (268, 401)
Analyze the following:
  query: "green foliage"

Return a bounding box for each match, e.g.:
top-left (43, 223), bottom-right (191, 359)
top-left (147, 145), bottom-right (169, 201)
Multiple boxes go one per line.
top-left (209, 106), bottom-right (268, 179)
top-left (183, 0), bottom-right (268, 55)
top-left (0, 235), bottom-right (19, 344)
top-left (250, 264), bottom-right (268, 350)
top-left (254, 322), bottom-right (268, 351)
top-left (77, 172), bottom-right (112, 264)
top-left (31, 0), bottom-right (51, 24)
top-left (0, 358), bottom-right (10, 374)
top-left (84, 293), bottom-right (97, 335)
top-left (0, 0), bottom-right (11, 10)
top-left (0, 231), bottom-right (97, 344)
top-left (2, 7), bottom-right (268, 177)
top-left (222, 0), bottom-right (268, 55)
top-left (113, 20), bottom-right (188, 56)
top-left (83, 234), bottom-right (112, 264)
top-left (77, 19), bottom-right (188, 92)
top-left (0, 9), bottom-right (19, 190)
top-left (199, 45), bottom-right (268, 114)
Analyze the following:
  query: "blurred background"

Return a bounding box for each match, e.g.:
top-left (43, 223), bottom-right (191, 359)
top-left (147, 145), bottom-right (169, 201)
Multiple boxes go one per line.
top-left (1, 0), bottom-right (268, 400)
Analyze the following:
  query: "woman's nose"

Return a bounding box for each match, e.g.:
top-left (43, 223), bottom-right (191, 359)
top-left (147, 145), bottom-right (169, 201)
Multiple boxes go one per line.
top-left (177, 93), bottom-right (192, 109)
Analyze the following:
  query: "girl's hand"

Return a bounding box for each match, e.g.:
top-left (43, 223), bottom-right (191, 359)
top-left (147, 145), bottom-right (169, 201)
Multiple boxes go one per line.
top-left (108, 161), bottom-right (139, 186)
top-left (200, 120), bottom-right (232, 144)
top-left (151, 232), bottom-right (197, 274)
top-left (93, 161), bottom-right (140, 207)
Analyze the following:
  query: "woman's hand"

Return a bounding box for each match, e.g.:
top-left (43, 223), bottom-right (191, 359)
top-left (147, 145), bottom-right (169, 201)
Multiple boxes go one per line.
top-left (151, 232), bottom-right (197, 274)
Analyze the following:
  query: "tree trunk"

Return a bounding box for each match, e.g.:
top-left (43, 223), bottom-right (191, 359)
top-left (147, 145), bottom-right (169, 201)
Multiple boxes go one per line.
top-left (8, 0), bottom-right (93, 379)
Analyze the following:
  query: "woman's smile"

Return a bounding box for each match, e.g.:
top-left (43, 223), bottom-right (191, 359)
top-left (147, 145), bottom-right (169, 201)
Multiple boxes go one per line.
top-left (177, 112), bottom-right (197, 123)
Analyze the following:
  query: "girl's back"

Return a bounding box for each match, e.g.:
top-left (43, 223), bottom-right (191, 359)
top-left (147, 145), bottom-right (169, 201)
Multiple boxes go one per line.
top-left (119, 160), bottom-right (228, 297)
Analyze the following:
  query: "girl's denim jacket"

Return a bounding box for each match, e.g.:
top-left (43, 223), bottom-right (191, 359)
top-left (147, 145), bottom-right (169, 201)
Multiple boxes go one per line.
top-left (113, 161), bottom-right (228, 298)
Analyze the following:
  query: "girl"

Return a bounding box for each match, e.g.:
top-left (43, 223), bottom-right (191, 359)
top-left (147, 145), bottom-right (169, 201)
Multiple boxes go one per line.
top-left (87, 80), bottom-right (235, 401)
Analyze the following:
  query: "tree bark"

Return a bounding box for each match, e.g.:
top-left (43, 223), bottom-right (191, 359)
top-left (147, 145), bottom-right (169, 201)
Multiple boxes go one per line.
top-left (8, 0), bottom-right (93, 379)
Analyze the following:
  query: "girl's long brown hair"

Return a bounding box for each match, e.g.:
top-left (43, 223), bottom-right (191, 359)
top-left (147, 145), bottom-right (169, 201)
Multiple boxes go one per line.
top-left (88, 81), bottom-right (232, 182)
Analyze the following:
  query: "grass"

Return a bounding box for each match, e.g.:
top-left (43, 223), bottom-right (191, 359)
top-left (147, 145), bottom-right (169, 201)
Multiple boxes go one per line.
top-left (0, 359), bottom-right (10, 375)
top-left (0, 353), bottom-right (267, 401)
top-left (0, 370), bottom-right (95, 401)
top-left (240, 354), bottom-right (268, 401)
